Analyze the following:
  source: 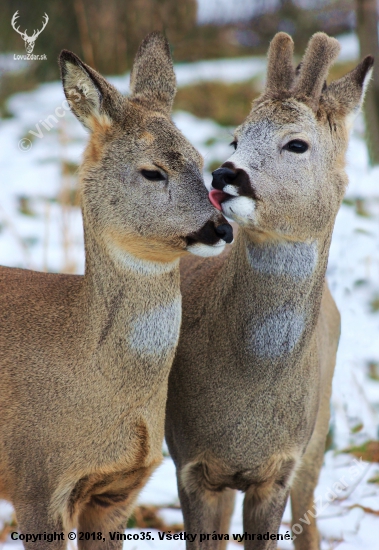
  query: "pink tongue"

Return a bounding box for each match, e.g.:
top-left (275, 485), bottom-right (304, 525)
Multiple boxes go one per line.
top-left (209, 189), bottom-right (229, 211)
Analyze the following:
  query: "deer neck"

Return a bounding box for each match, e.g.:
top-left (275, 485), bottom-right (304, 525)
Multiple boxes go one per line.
top-left (79, 226), bottom-right (181, 388)
top-left (217, 227), bottom-right (332, 361)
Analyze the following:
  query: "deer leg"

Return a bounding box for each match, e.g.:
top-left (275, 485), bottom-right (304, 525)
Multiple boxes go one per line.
top-left (77, 506), bottom-right (127, 550)
top-left (177, 476), bottom-right (236, 550)
top-left (13, 500), bottom-right (66, 550)
top-left (243, 484), bottom-right (290, 550)
top-left (290, 400), bottom-right (332, 550)
top-left (290, 283), bottom-right (338, 550)
top-left (76, 464), bottom-right (158, 550)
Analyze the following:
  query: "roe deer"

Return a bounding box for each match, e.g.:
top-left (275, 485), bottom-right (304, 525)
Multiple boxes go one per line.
top-left (165, 32), bottom-right (373, 550)
top-left (0, 32), bottom-right (232, 548)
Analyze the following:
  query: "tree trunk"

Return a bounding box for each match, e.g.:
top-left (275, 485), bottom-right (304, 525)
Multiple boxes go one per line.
top-left (73, 0), bottom-right (95, 68)
top-left (356, 0), bottom-right (379, 165)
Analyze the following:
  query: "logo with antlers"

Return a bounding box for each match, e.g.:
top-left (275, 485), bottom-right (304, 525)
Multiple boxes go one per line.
top-left (11, 11), bottom-right (49, 54)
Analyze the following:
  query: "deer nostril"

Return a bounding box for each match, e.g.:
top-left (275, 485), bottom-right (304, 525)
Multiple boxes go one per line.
top-left (212, 168), bottom-right (238, 190)
top-left (215, 223), bottom-right (233, 244)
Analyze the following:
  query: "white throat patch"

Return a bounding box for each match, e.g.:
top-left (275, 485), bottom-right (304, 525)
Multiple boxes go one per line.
top-left (107, 242), bottom-right (180, 276)
top-left (247, 241), bottom-right (318, 280)
top-left (129, 298), bottom-right (182, 358)
top-left (222, 196), bottom-right (256, 225)
top-left (187, 240), bottom-right (226, 257)
top-left (250, 308), bottom-right (306, 358)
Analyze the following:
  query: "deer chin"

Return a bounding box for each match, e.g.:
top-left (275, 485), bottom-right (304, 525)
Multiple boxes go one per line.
top-left (184, 217), bottom-right (233, 257)
top-left (186, 240), bottom-right (226, 257)
top-left (209, 189), bottom-right (256, 226)
top-left (220, 196), bottom-right (256, 226)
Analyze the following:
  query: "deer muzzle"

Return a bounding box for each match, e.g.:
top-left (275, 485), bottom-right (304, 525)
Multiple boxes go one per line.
top-left (185, 217), bottom-right (233, 257)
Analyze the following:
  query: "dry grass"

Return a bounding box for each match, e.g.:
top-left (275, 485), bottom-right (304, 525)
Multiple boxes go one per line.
top-left (370, 295), bottom-right (379, 313)
top-left (175, 79), bottom-right (261, 127)
top-left (0, 512), bottom-right (17, 543)
top-left (0, 72), bottom-right (39, 119)
top-left (127, 504), bottom-right (183, 531)
top-left (368, 361), bottom-right (379, 381)
top-left (57, 125), bottom-right (81, 274)
top-left (342, 441), bottom-right (379, 463)
top-left (0, 203), bottom-right (33, 268)
top-left (328, 61), bottom-right (357, 83)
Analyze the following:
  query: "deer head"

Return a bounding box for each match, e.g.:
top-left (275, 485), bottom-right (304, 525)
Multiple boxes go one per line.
top-left (59, 33), bottom-right (232, 266)
top-left (210, 32), bottom-right (373, 244)
top-left (11, 11), bottom-right (48, 54)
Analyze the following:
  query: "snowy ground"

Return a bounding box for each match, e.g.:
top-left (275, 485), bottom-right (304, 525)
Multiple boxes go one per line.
top-left (0, 45), bottom-right (378, 549)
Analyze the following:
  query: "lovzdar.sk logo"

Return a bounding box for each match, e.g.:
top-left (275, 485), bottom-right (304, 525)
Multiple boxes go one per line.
top-left (12, 10), bottom-right (48, 60)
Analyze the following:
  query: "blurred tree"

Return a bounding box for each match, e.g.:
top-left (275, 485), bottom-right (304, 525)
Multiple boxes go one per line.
top-left (356, 0), bottom-right (379, 165)
top-left (248, 0), bottom-right (355, 53)
top-left (1, 0), bottom-right (357, 84)
top-left (73, 0), bottom-right (95, 68)
top-left (82, 0), bottom-right (199, 73)
top-left (0, 0), bottom-right (198, 78)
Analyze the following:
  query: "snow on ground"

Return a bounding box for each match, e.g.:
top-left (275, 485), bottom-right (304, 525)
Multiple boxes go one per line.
top-left (197, 0), bottom-right (269, 25)
top-left (0, 51), bottom-right (378, 549)
top-left (336, 33), bottom-right (359, 62)
top-left (0, 54), bottom-right (28, 77)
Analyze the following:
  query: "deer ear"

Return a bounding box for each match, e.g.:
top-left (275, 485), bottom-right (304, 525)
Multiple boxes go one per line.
top-left (59, 50), bottom-right (124, 131)
top-left (325, 55), bottom-right (374, 128)
top-left (129, 32), bottom-right (176, 114)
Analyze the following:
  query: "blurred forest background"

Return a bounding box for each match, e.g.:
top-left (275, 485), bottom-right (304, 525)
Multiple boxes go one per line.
top-left (1, 0), bottom-right (379, 163)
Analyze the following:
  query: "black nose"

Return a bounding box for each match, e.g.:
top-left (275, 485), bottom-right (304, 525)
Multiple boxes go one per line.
top-left (212, 167), bottom-right (238, 190)
top-left (215, 223), bottom-right (233, 244)
top-left (213, 162), bottom-right (256, 200)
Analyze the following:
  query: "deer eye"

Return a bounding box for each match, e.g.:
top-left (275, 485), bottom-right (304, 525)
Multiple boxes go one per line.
top-left (283, 140), bottom-right (309, 153)
top-left (141, 169), bottom-right (166, 181)
top-left (230, 141), bottom-right (237, 150)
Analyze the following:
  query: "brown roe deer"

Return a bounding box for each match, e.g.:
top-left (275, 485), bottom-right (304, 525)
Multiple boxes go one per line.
top-left (0, 32), bottom-right (232, 549)
top-left (165, 32), bottom-right (373, 550)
